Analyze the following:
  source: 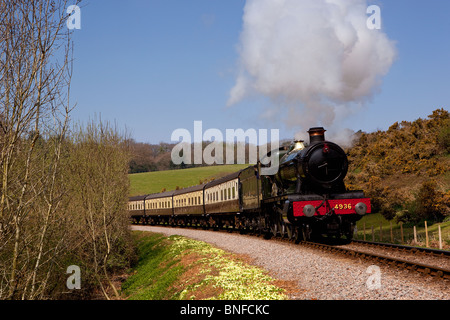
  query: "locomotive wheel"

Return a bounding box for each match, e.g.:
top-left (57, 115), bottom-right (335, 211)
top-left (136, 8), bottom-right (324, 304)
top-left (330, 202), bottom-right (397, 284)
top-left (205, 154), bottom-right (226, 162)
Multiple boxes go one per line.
top-left (271, 222), bottom-right (279, 237)
top-left (302, 225), bottom-right (312, 241)
top-left (286, 224), bottom-right (294, 240)
top-left (293, 227), bottom-right (302, 244)
top-left (257, 216), bottom-right (266, 236)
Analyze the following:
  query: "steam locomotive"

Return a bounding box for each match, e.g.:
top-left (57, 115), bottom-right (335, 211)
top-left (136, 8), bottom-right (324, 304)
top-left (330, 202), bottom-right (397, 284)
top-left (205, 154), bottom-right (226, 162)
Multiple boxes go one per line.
top-left (128, 127), bottom-right (370, 242)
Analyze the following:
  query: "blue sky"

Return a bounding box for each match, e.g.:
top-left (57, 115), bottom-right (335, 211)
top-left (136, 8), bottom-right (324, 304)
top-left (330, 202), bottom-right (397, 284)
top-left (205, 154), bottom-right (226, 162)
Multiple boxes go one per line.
top-left (69, 0), bottom-right (450, 144)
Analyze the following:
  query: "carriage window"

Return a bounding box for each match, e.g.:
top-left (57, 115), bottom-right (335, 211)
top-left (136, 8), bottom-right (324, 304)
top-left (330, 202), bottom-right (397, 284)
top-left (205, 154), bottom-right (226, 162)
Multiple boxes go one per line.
top-left (232, 187), bottom-right (235, 199)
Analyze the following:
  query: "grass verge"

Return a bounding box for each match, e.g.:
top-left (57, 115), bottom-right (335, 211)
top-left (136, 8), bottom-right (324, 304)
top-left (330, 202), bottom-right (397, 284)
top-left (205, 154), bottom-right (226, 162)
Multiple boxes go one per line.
top-left (356, 213), bottom-right (450, 249)
top-left (121, 231), bottom-right (288, 300)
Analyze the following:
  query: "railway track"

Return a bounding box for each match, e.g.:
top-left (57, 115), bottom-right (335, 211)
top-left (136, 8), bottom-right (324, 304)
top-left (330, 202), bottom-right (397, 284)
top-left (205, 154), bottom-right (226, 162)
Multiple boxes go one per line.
top-left (132, 222), bottom-right (450, 281)
top-left (299, 239), bottom-right (450, 280)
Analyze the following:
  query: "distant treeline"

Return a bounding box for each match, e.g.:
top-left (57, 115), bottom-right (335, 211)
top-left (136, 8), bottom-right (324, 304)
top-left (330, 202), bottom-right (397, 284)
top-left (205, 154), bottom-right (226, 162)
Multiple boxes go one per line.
top-left (128, 140), bottom-right (289, 173)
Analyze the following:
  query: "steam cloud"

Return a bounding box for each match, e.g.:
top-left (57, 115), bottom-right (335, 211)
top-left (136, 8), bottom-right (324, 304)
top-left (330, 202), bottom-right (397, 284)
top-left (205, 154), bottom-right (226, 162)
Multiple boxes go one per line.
top-left (228, 0), bottom-right (397, 143)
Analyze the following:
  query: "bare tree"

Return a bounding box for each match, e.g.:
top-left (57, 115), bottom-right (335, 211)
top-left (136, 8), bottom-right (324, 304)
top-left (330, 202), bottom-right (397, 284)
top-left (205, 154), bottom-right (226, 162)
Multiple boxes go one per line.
top-left (0, 0), bottom-right (77, 299)
top-left (67, 120), bottom-right (131, 300)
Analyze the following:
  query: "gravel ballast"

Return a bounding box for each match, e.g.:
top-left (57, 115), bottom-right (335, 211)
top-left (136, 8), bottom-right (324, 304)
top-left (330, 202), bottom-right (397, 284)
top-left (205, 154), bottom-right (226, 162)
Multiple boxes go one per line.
top-left (131, 225), bottom-right (450, 300)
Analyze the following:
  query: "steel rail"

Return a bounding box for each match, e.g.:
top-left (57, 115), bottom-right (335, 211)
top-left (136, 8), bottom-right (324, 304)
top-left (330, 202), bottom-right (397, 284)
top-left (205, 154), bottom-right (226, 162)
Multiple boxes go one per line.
top-left (300, 241), bottom-right (450, 280)
top-left (351, 239), bottom-right (450, 258)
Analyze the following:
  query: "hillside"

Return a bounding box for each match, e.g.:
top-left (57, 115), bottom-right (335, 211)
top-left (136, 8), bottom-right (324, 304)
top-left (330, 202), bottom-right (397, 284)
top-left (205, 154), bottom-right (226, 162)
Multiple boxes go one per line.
top-left (129, 164), bottom-right (250, 196)
top-left (345, 108), bottom-right (450, 223)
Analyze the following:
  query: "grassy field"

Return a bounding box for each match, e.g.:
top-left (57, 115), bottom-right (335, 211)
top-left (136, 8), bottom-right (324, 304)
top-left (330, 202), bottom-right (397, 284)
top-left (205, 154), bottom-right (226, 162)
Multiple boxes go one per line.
top-left (121, 231), bottom-right (287, 300)
top-left (356, 213), bottom-right (450, 249)
top-left (129, 164), bottom-right (251, 196)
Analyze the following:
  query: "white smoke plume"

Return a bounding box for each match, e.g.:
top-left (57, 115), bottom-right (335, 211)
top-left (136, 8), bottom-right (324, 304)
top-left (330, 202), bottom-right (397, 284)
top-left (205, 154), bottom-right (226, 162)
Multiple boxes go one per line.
top-left (228, 0), bottom-right (397, 141)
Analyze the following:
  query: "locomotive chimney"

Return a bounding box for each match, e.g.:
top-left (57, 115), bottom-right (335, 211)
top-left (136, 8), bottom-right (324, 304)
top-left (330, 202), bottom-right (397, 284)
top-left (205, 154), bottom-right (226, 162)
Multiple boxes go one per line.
top-left (308, 127), bottom-right (326, 145)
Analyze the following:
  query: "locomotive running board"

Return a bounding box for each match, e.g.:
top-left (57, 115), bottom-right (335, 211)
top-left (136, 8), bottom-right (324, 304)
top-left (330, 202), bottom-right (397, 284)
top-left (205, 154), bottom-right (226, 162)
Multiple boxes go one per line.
top-left (262, 191), bottom-right (367, 204)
